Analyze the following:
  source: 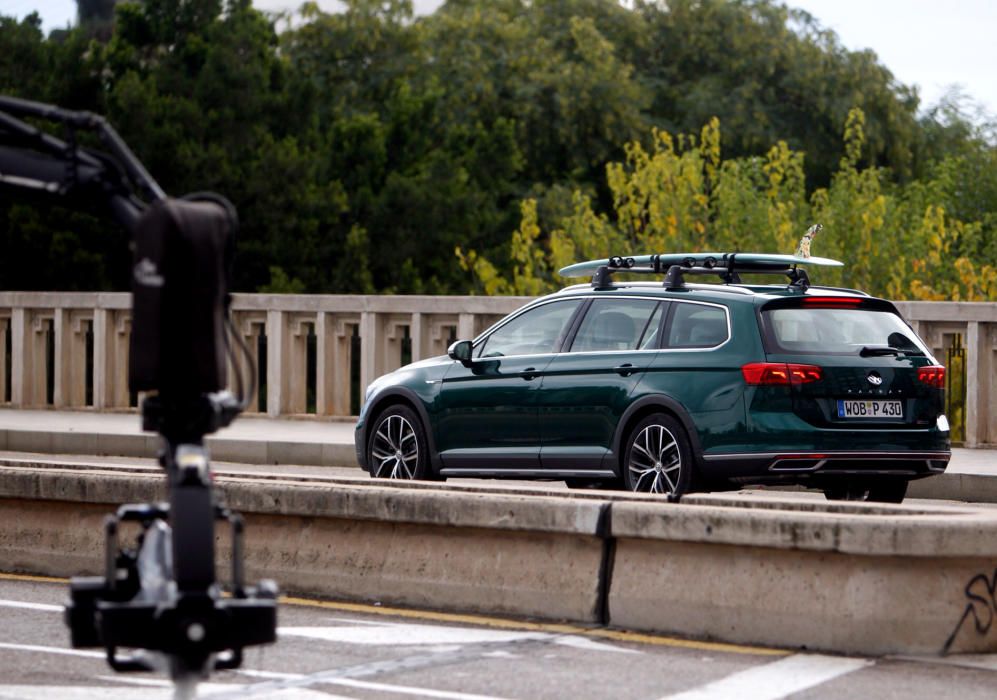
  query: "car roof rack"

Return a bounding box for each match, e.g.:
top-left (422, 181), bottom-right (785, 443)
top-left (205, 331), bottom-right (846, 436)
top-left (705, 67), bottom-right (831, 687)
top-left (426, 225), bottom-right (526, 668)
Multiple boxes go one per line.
top-left (590, 253), bottom-right (817, 292)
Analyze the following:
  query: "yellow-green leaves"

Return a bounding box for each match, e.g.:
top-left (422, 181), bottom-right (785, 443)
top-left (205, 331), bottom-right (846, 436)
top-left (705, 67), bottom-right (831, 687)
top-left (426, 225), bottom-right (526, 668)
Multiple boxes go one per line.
top-left (459, 108), bottom-right (993, 301)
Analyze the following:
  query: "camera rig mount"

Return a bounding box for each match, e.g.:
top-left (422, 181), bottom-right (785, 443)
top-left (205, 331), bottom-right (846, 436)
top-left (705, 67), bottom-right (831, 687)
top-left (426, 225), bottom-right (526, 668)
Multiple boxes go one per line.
top-left (0, 94), bottom-right (277, 695)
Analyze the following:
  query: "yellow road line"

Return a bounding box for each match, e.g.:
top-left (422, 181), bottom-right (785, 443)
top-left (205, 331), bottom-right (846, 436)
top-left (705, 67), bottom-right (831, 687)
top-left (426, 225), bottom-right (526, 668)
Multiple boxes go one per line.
top-left (280, 595), bottom-right (787, 657)
top-left (0, 572), bottom-right (67, 584)
top-left (0, 572), bottom-right (785, 656)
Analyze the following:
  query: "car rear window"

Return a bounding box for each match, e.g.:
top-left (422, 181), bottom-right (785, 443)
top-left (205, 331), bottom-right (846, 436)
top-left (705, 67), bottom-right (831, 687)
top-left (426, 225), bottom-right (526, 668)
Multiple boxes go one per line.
top-left (762, 306), bottom-right (929, 356)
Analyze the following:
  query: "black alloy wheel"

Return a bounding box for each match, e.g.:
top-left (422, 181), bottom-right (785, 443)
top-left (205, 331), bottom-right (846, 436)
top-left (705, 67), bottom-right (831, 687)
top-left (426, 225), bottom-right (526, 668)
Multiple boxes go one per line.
top-left (368, 404), bottom-right (431, 480)
top-left (623, 413), bottom-right (692, 498)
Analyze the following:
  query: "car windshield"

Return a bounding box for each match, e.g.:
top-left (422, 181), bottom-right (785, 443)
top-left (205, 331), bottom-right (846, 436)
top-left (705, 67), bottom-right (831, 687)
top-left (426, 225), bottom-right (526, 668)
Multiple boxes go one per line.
top-left (763, 307), bottom-right (929, 356)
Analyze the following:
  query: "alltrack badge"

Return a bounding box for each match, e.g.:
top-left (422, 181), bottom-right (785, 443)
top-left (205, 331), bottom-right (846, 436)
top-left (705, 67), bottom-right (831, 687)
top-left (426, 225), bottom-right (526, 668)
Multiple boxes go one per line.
top-left (867, 372), bottom-right (883, 386)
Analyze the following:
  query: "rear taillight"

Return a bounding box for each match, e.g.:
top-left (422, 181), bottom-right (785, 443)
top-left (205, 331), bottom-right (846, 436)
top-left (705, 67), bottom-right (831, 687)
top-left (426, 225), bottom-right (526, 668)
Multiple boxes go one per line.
top-left (742, 362), bottom-right (823, 385)
top-left (917, 365), bottom-right (946, 388)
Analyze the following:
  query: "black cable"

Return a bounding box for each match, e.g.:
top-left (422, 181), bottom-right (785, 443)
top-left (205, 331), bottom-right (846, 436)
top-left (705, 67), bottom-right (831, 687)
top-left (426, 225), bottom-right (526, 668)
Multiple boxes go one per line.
top-left (226, 315), bottom-right (258, 411)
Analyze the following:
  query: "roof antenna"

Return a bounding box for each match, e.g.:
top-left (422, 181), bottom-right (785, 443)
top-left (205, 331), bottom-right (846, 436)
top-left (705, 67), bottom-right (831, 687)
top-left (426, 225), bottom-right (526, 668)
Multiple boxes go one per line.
top-left (795, 223), bottom-right (823, 259)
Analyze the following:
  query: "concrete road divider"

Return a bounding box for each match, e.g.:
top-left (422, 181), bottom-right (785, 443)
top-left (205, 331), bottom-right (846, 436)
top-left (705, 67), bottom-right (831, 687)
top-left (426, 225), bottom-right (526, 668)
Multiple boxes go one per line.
top-left (0, 467), bottom-right (609, 623)
top-left (2, 464), bottom-right (997, 656)
top-left (609, 496), bottom-right (997, 656)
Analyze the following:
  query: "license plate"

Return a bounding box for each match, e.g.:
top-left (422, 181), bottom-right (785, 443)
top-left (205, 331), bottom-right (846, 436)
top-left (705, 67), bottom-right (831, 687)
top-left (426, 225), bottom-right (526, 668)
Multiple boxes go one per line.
top-left (837, 399), bottom-right (903, 420)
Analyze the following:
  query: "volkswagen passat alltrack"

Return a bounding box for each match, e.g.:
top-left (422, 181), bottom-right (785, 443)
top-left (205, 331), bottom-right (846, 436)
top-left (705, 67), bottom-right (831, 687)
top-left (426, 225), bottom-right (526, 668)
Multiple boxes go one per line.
top-left (355, 254), bottom-right (950, 502)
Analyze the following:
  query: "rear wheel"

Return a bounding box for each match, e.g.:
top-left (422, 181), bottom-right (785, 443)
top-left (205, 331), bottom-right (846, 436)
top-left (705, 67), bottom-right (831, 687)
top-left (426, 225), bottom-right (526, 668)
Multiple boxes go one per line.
top-left (623, 413), bottom-right (692, 497)
top-left (823, 479), bottom-right (908, 504)
top-left (867, 479), bottom-right (908, 503)
top-left (367, 405), bottom-right (431, 480)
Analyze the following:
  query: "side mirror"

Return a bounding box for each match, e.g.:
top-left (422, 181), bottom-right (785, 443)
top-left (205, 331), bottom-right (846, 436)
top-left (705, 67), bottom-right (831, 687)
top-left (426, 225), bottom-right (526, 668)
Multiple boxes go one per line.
top-left (448, 339), bottom-right (473, 366)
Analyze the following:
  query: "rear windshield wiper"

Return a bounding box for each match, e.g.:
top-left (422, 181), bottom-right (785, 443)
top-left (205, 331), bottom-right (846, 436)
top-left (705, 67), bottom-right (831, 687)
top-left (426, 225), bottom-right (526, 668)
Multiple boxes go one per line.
top-left (859, 345), bottom-right (924, 357)
top-left (859, 345), bottom-right (902, 357)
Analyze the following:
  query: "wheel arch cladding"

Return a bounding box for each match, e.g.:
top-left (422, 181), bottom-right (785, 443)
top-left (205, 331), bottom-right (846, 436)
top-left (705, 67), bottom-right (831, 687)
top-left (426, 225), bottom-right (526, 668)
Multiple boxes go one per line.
top-left (613, 395), bottom-right (704, 475)
top-left (365, 388), bottom-right (442, 472)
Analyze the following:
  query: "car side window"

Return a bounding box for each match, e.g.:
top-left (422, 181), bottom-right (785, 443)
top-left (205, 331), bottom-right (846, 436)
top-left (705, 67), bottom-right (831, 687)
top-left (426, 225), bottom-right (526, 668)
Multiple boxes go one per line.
top-left (667, 302), bottom-right (729, 348)
top-left (476, 299), bottom-right (582, 358)
top-left (569, 299), bottom-right (662, 352)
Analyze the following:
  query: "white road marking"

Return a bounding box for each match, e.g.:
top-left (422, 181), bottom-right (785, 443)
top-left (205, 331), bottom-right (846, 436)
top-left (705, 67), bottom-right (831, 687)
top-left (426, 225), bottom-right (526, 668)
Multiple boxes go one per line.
top-left (318, 616), bottom-right (395, 626)
top-left (481, 650), bottom-right (520, 659)
top-left (551, 634), bottom-right (640, 655)
top-left (0, 684), bottom-right (338, 699)
top-left (0, 642), bottom-right (104, 658)
top-left (319, 677), bottom-right (516, 700)
top-left (240, 670), bottom-right (303, 681)
top-left (0, 599), bottom-right (62, 612)
top-left (279, 622), bottom-right (639, 654)
top-left (94, 676), bottom-right (175, 687)
top-left (237, 670), bottom-right (515, 700)
top-left (279, 623), bottom-right (547, 646)
top-left (658, 653), bottom-right (871, 700)
top-left (0, 688), bottom-right (155, 700)
top-left (889, 654), bottom-right (997, 673)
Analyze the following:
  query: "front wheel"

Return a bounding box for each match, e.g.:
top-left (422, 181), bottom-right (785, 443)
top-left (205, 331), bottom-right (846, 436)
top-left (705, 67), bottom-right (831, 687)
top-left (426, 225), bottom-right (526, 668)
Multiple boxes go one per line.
top-left (623, 413), bottom-right (692, 497)
top-left (565, 477), bottom-right (624, 490)
top-left (368, 405), bottom-right (431, 480)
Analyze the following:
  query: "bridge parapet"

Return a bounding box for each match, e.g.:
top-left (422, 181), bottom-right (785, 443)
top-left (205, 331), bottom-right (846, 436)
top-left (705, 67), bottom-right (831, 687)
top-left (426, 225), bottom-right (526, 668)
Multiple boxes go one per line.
top-left (1, 293), bottom-right (995, 444)
top-left (0, 292), bottom-right (529, 418)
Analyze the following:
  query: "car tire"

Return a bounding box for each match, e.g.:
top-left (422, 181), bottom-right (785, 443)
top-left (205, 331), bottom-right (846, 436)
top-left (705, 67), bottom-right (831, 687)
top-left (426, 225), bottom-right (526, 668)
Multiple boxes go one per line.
top-left (866, 479), bottom-right (908, 504)
top-left (565, 477), bottom-right (624, 490)
top-left (623, 413), bottom-right (692, 497)
top-left (823, 484), bottom-right (855, 501)
top-left (367, 404), bottom-right (432, 480)
top-left (823, 479), bottom-right (908, 504)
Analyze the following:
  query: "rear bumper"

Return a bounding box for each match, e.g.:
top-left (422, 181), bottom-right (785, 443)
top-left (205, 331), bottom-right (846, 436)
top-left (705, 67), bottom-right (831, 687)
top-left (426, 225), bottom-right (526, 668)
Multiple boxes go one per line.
top-left (700, 450), bottom-right (950, 485)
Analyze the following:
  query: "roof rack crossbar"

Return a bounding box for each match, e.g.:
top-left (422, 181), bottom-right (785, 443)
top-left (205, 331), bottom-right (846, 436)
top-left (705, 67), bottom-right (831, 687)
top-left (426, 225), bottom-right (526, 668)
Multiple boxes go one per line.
top-left (592, 255), bottom-right (803, 290)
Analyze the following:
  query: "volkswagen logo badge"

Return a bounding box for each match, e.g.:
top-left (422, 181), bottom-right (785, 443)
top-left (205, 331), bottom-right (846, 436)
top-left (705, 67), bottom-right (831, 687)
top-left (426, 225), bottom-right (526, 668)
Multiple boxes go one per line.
top-left (867, 372), bottom-right (883, 386)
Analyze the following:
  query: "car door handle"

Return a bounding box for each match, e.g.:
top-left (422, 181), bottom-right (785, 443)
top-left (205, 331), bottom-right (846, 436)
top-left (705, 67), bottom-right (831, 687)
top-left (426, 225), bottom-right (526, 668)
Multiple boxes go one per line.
top-left (520, 367), bottom-right (539, 380)
top-left (614, 363), bottom-right (639, 377)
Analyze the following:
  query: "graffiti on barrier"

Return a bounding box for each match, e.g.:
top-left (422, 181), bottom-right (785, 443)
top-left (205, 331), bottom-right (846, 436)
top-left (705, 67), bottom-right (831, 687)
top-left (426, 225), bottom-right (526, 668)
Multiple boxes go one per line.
top-left (943, 568), bottom-right (997, 654)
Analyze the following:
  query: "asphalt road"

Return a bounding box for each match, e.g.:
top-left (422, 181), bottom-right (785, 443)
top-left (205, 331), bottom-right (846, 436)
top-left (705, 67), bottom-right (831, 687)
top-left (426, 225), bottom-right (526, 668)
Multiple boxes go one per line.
top-left (2, 575), bottom-right (997, 700)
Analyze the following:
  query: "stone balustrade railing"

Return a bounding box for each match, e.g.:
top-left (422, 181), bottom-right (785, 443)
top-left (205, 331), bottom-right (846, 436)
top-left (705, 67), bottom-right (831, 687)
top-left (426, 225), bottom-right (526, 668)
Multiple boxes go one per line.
top-left (1, 293), bottom-right (994, 445)
top-left (0, 292), bottom-right (530, 419)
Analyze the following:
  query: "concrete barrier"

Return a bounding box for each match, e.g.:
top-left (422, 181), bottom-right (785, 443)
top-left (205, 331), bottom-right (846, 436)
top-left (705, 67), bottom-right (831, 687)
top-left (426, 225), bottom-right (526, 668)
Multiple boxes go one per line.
top-left (609, 496), bottom-right (997, 655)
top-left (0, 468), bottom-right (609, 624)
top-left (1, 465), bottom-right (996, 656)
top-left (908, 472), bottom-right (997, 503)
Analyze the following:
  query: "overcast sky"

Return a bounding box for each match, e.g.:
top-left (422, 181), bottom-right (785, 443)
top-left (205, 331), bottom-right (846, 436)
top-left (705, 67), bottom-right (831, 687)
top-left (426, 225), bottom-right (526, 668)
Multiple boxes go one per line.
top-left (9, 0), bottom-right (997, 117)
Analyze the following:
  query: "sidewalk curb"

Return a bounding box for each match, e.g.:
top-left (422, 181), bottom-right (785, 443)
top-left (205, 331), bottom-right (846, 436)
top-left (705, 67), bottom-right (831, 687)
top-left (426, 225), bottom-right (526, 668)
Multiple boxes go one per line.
top-left (0, 428), bottom-right (359, 469)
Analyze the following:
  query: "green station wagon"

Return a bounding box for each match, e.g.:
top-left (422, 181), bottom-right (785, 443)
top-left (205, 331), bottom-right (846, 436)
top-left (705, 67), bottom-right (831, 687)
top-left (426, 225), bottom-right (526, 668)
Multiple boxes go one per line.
top-left (355, 251), bottom-right (950, 503)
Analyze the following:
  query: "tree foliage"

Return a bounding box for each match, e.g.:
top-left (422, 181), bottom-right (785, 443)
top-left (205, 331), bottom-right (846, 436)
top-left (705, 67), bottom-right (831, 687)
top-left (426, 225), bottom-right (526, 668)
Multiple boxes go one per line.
top-left (0, 0), bottom-right (994, 300)
top-left (461, 108), bottom-right (996, 301)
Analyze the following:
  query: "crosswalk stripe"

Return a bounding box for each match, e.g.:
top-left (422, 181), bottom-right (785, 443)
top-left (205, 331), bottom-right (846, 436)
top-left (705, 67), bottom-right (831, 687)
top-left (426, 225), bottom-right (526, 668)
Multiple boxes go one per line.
top-left (0, 642), bottom-right (103, 658)
top-left (0, 599), bottom-right (62, 612)
top-left (237, 670), bottom-right (515, 700)
top-left (658, 653), bottom-right (871, 700)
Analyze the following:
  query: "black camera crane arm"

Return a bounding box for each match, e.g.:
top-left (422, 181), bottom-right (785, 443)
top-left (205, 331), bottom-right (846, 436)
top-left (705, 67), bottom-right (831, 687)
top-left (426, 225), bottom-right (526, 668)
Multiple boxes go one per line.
top-left (0, 95), bottom-right (276, 694)
top-left (1, 95), bottom-right (249, 426)
top-left (0, 94), bottom-right (164, 228)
